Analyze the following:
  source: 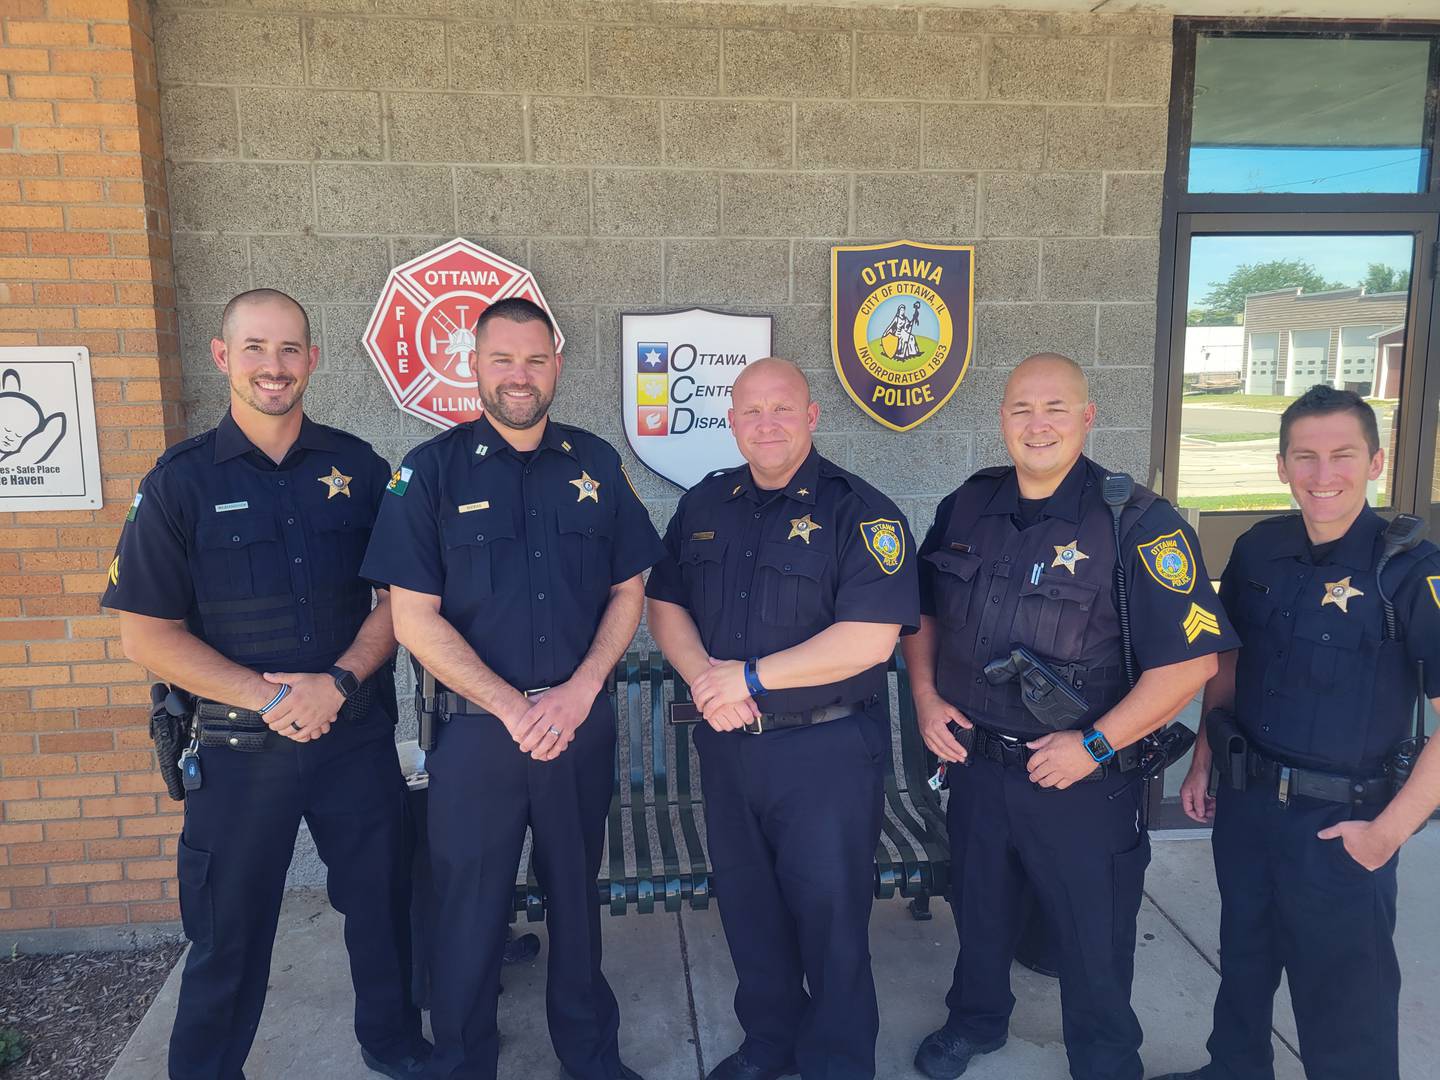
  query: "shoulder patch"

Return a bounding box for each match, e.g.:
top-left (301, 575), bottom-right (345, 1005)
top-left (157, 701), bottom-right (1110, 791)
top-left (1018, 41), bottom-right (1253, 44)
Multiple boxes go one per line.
top-left (386, 466), bottom-right (413, 496)
top-left (859, 518), bottom-right (905, 576)
top-left (1137, 528), bottom-right (1196, 594)
top-left (1428, 575), bottom-right (1440, 612)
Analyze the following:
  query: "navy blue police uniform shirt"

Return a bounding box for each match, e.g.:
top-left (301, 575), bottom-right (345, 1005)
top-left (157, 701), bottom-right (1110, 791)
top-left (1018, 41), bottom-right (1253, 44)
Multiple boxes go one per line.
top-left (917, 456), bottom-right (1239, 736)
top-left (645, 447), bottom-right (920, 715)
top-left (360, 415), bottom-right (664, 694)
top-left (101, 410), bottom-right (394, 697)
top-left (1219, 507), bottom-right (1440, 775)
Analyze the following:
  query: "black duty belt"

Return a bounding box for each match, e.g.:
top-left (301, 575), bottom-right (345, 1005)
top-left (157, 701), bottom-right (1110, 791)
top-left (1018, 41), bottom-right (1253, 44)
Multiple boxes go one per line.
top-left (195, 677), bottom-right (377, 752)
top-left (428, 687), bottom-right (550, 720)
top-left (1230, 746), bottom-right (1390, 806)
top-left (957, 722), bottom-right (1141, 777)
top-left (666, 700), bottom-right (862, 734)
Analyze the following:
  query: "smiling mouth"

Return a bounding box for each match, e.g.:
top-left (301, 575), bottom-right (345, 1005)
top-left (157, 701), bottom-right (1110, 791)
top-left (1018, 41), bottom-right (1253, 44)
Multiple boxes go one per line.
top-left (1024, 439), bottom-right (1059, 450)
top-left (1308, 489), bottom-right (1342, 501)
top-left (253, 377), bottom-right (293, 392)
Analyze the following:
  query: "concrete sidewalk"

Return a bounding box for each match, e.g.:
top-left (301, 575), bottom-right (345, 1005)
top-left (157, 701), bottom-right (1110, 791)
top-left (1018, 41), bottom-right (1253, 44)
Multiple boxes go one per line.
top-left (108, 832), bottom-right (1438, 1080)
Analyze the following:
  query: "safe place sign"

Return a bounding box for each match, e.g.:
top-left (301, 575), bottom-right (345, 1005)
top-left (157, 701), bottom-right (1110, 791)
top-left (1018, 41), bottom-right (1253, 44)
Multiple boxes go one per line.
top-left (0, 347), bottom-right (103, 512)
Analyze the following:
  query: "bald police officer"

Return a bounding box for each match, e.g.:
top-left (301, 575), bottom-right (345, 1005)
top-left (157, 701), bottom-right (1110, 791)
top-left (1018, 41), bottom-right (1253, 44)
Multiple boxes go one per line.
top-left (905, 354), bottom-right (1238, 1080)
top-left (1154, 386), bottom-right (1440, 1080)
top-left (103, 289), bottom-right (426, 1080)
top-left (362, 298), bottom-right (664, 1080)
top-left (647, 357), bottom-right (919, 1080)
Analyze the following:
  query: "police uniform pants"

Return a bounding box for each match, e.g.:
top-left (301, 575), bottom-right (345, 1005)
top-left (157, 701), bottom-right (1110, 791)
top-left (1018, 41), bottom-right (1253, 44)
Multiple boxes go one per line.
top-left (423, 697), bottom-right (619, 1080)
top-left (1201, 783), bottom-right (1400, 1080)
top-left (169, 721), bottom-right (420, 1080)
top-left (943, 753), bottom-right (1149, 1080)
top-left (695, 712), bottom-right (887, 1080)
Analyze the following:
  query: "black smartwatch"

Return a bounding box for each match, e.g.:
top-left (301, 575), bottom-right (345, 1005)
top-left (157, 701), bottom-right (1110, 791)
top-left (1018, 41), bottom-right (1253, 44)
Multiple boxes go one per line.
top-left (1081, 727), bottom-right (1116, 764)
top-left (328, 666), bottom-right (360, 700)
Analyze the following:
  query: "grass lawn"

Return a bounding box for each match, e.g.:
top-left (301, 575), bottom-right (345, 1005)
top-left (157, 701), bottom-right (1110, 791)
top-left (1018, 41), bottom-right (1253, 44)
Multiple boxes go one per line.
top-left (1178, 493), bottom-right (1294, 511)
top-left (1185, 393), bottom-right (1399, 418)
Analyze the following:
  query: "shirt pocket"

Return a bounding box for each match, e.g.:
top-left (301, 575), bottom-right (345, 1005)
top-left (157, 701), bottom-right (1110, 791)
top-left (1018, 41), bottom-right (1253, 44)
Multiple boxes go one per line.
top-left (194, 512), bottom-right (282, 601)
top-left (756, 541), bottom-right (830, 628)
top-left (556, 502), bottom-right (614, 589)
top-left (441, 514), bottom-right (516, 600)
top-left (1232, 580), bottom-right (1276, 640)
top-left (679, 536), bottom-right (728, 624)
top-left (922, 549), bottom-right (982, 630)
top-left (311, 511), bottom-right (373, 588)
top-left (1016, 574), bottom-right (1101, 660)
top-left (1288, 617), bottom-right (1375, 762)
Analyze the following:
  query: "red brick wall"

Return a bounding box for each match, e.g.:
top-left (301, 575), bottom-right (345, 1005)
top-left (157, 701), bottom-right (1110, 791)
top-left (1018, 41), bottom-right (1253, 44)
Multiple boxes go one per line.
top-left (0, 0), bottom-right (185, 935)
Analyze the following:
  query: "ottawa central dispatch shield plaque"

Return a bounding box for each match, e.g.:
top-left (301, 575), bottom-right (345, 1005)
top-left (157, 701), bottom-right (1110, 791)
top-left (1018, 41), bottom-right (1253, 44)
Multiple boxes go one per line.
top-left (831, 241), bottom-right (975, 432)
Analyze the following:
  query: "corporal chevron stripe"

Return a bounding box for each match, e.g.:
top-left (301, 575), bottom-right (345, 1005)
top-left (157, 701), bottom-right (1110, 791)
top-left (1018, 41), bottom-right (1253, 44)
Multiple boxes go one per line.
top-left (1183, 602), bottom-right (1221, 644)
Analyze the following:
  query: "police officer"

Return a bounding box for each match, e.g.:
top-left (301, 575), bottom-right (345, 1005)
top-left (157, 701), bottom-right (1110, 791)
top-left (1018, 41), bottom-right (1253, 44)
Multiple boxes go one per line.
top-left (102, 289), bottom-right (427, 1080)
top-left (905, 353), bottom-right (1238, 1080)
top-left (361, 297), bottom-right (664, 1080)
top-left (646, 357), bottom-right (919, 1080)
top-left (1153, 386), bottom-right (1440, 1080)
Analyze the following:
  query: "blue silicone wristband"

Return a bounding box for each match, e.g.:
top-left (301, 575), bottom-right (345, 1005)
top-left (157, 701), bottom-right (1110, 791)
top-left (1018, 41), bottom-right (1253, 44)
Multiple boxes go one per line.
top-left (743, 658), bottom-right (768, 697)
top-left (259, 684), bottom-right (290, 715)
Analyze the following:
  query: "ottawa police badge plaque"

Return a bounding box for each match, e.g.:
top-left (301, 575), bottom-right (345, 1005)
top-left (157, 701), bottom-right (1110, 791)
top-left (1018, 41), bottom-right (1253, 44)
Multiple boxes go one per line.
top-left (831, 241), bottom-right (974, 432)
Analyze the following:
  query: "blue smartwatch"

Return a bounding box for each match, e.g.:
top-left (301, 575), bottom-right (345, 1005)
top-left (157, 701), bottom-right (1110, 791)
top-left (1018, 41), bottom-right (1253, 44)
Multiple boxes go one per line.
top-left (743, 657), bottom-right (768, 697)
top-left (1081, 727), bottom-right (1116, 764)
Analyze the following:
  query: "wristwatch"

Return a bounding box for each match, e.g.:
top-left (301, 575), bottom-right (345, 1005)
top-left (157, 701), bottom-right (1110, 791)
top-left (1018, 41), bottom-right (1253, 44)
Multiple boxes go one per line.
top-left (1081, 727), bottom-right (1116, 764)
top-left (328, 666), bottom-right (360, 700)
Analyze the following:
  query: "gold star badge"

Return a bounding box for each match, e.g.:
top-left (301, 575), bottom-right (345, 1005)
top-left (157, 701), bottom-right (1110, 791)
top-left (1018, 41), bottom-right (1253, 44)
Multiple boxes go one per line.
top-left (1321, 576), bottom-right (1364, 614)
top-left (570, 471), bottom-right (600, 503)
top-left (318, 466), bottom-right (351, 499)
top-left (795, 488), bottom-right (810, 496)
top-left (1052, 541), bottom-right (1089, 574)
top-left (788, 514), bottom-right (821, 544)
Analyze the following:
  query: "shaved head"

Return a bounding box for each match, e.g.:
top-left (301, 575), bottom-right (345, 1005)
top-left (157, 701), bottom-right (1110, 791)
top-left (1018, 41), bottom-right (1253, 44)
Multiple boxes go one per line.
top-left (1003, 352), bottom-right (1089, 404)
top-left (220, 289), bottom-right (311, 348)
top-left (734, 356), bottom-right (812, 403)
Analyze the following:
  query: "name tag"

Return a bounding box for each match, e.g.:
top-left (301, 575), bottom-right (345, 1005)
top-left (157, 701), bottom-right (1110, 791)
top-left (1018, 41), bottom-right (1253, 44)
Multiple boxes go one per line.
top-left (458, 501), bottom-right (490, 514)
top-left (215, 501), bottom-right (249, 513)
top-left (690, 530), bottom-right (715, 541)
top-left (1247, 579), bottom-right (1270, 594)
top-left (948, 541), bottom-right (973, 553)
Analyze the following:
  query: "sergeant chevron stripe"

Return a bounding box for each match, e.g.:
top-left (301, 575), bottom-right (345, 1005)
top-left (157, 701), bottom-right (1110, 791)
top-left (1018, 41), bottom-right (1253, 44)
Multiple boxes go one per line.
top-left (1182, 602), bottom-right (1221, 644)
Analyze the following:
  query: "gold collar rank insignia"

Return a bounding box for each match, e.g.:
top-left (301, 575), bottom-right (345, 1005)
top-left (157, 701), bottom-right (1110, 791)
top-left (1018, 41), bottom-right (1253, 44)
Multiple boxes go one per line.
top-left (319, 466), bottom-right (352, 499)
top-left (796, 488), bottom-right (810, 497)
top-left (1321, 576), bottom-right (1364, 614)
top-left (1182, 602), bottom-right (1221, 644)
top-left (1052, 541), bottom-right (1088, 574)
top-left (788, 514), bottom-right (821, 543)
top-left (1138, 529), bottom-right (1197, 594)
top-left (570, 471), bottom-right (600, 503)
top-left (860, 518), bottom-right (905, 575)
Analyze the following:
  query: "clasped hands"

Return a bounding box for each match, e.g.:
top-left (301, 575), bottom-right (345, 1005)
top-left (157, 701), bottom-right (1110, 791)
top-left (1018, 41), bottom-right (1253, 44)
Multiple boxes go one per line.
top-left (914, 690), bottom-right (1102, 789)
top-left (504, 677), bottom-right (601, 762)
top-left (690, 658), bottom-right (762, 732)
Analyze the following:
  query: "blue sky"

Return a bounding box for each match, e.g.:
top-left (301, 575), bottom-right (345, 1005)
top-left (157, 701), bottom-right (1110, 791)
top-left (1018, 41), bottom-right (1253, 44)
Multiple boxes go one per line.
top-left (1188, 232), bottom-right (1415, 299)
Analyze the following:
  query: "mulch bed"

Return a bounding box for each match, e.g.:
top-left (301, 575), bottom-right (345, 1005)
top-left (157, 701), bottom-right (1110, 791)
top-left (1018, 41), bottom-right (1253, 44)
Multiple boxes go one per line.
top-left (0, 939), bottom-right (185, 1080)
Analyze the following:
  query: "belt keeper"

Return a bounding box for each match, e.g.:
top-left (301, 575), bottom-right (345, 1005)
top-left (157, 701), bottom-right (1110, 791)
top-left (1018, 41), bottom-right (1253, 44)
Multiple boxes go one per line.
top-left (1277, 765), bottom-right (1291, 806)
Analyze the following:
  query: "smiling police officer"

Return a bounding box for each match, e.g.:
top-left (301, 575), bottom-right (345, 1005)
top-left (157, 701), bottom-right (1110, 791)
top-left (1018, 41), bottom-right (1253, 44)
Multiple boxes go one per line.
top-left (905, 353), bottom-right (1238, 1080)
top-left (647, 357), bottom-right (919, 1080)
top-left (362, 298), bottom-right (664, 1080)
top-left (1153, 386), bottom-right (1440, 1080)
top-left (102, 289), bottom-right (426, 1080)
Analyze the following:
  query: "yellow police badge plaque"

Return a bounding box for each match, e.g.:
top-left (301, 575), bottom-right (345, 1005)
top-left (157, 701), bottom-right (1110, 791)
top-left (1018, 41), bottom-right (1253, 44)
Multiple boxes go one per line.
top-left (831, 241), bottom-right (975, 432)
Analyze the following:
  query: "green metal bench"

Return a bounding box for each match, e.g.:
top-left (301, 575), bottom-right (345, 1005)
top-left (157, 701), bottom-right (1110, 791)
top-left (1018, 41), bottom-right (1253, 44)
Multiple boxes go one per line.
top-left (509, 650), bottom-right (951, 921)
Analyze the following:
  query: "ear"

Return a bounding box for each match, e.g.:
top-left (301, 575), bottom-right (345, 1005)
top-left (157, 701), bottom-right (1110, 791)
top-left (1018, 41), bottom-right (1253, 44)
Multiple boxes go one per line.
top-left (1367, 447), bottom-right (1385, 482)
top-left (307, 344), bottom-right (320, 374)
top-left (555, 351), bottom-right (565, 374)
top-left (1276, 452), bottom-right (1289, 485)
top-left (1082, 401), bottom-right (1097, 431)
top-left (211, 338), bottom-right (229, 375)
top-left (806, 401), bottom-right (820, 432)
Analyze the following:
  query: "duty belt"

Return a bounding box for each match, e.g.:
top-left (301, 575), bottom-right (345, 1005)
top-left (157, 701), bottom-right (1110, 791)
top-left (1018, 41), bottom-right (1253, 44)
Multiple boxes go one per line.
top-left (956, 722), bottom-right (1141, 777)
top-left (666, 700), bottom-right (862, 734)
top-left (195, 677), bottom-right (377, 752)
top-left (1228, 746), bottom-right (1390, 806)
top-left (427, 687), bottom-right (550, 720)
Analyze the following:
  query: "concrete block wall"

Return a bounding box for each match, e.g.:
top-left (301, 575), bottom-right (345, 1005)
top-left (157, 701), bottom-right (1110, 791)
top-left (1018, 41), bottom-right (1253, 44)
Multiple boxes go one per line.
top-left (157, 0), bottom-right (1173, 537)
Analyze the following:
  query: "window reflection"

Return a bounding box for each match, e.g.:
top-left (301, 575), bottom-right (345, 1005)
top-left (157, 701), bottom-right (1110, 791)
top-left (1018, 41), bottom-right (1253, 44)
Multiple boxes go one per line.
top-left (1178, 234), bottom-right (1412, 511)
top-left (1189, 35), bottom-right (1432, 194)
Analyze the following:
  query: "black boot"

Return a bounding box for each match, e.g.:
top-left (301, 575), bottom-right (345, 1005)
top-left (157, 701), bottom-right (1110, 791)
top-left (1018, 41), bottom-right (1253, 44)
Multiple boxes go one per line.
top-left (705, 1048), bottom-right (798, 1080)
top-left (913, 1025), bottom-right (1006, 1079)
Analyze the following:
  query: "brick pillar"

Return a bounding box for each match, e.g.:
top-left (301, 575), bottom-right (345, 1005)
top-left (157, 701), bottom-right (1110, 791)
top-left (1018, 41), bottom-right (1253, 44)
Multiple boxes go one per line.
top-left (0, 0), bottom-right (186, 936)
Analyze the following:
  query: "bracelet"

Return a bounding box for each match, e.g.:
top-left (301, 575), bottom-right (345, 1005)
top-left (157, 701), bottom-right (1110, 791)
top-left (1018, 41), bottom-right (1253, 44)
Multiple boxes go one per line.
top-left (743, 657), bottom-right (768, 697)
top-left (259, 684), bottom-right (291, 715)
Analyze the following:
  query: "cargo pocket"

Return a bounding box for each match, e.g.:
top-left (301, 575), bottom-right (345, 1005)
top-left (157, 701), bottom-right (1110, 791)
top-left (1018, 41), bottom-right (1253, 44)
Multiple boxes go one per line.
top-left (176, 836), bottom-right (214, 948)
top-left (556, 502), bottom-right (614, 589)
top-left (1111, 833), bottom-right (1151, 952)
top-left (680, 536), bottom-right (728, 617)
top-left (756, 542), bottom-right (830, 627)
top-left (441, 515), bottom-right (514, 599)
top-left (1018, 575), bottom-right (1100, 659)
top-left (194, 513), bottom-right (281, 602)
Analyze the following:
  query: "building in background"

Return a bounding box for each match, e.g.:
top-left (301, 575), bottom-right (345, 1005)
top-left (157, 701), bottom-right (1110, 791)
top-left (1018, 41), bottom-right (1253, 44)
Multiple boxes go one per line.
top-left (1241, 287), bottom-right (1408, 397)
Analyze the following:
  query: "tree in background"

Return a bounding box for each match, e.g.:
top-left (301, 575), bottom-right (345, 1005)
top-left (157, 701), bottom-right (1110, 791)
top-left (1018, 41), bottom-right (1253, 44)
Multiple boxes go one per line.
top-left (1359, 262), bottom-right (1410, 294)
top-left (1187, 259), bottom-right (1340, 325)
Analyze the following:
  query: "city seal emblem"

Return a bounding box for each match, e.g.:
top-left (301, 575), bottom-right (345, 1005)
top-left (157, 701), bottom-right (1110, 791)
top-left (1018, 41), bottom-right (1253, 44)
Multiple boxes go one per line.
top-left (859, 518), bottom-right (906, 575)
top-left (831, 241), bottom-right (975, 432)
top-left (1137, 529), bottom-right (1196, 594)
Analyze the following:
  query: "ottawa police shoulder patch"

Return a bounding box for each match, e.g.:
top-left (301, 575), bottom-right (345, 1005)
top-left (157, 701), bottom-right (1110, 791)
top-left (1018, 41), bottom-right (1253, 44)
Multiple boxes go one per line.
top-left (1137, 528), bottom-right (1196, 595)
top-left (385, 466), bottom-right (412, 496)
top-left (1428, 575), bottom-right (1440, 611)
top-left (859, 518), bottom-right (905, 576)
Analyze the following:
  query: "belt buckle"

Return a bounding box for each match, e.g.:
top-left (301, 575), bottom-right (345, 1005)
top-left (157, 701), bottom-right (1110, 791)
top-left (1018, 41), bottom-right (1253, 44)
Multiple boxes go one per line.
top-left (745, 714), bottom-right (765, 735)
top-left (1277, 765), bottom-right (1292, 806)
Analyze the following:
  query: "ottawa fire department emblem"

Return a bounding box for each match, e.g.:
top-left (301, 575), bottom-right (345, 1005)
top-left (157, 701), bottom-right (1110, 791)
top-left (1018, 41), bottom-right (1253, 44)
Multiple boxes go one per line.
top-left (364, 238), bottom-right (564, 429)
